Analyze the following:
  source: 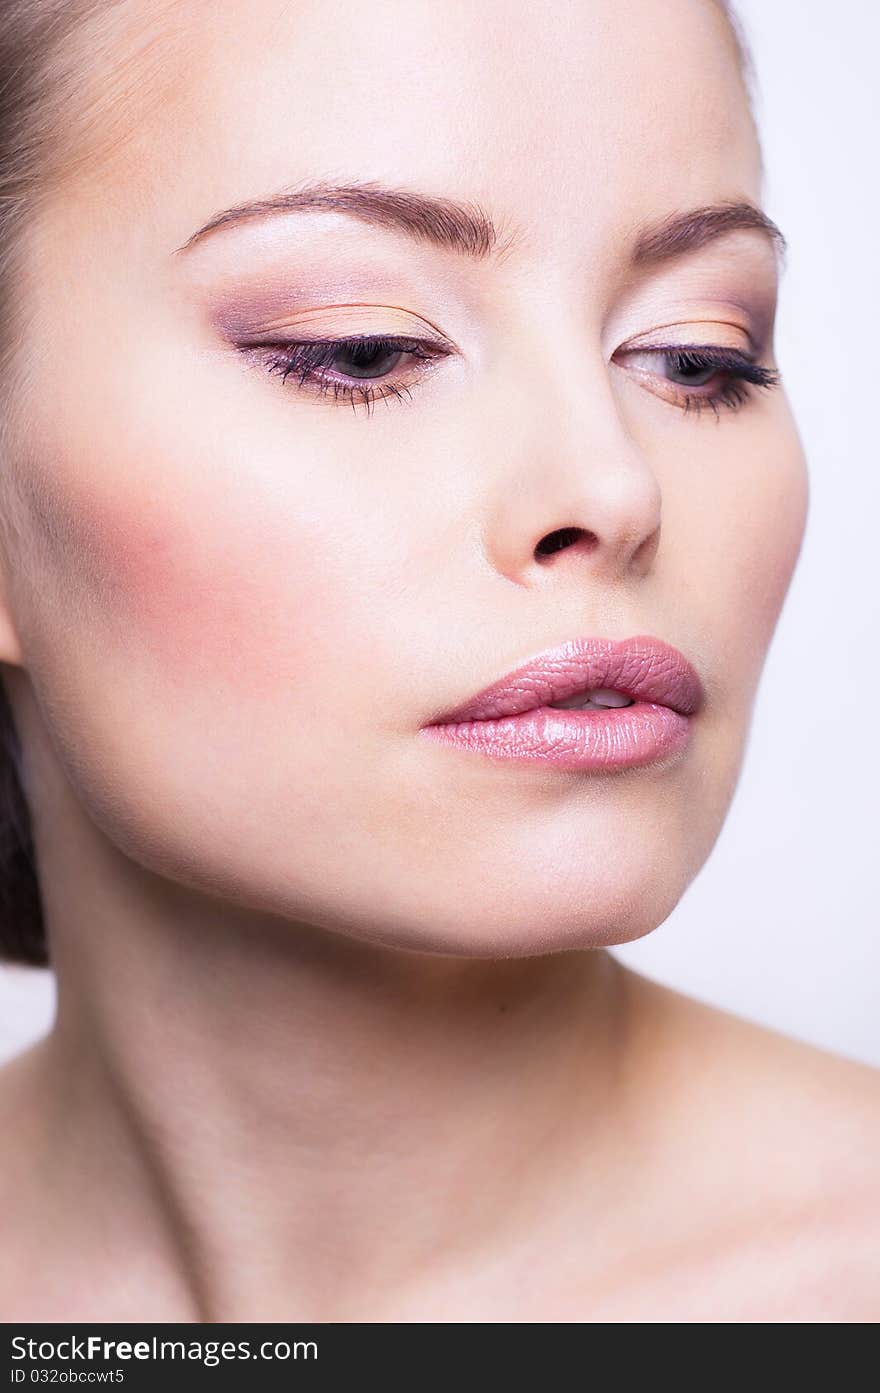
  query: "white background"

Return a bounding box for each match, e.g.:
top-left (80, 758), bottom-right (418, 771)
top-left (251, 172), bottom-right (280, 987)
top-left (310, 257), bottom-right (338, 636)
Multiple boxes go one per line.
top-left (1, 1), bottom-right (878, 1067)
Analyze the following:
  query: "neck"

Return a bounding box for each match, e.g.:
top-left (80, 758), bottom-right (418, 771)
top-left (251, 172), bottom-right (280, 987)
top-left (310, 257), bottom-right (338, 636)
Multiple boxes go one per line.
top-left (12, 706), bottom-right (639, 1322)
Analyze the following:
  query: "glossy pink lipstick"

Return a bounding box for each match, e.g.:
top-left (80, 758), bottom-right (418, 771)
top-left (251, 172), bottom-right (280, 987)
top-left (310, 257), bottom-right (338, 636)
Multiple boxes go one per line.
top-left (419, 635), bottom-right (704, 771)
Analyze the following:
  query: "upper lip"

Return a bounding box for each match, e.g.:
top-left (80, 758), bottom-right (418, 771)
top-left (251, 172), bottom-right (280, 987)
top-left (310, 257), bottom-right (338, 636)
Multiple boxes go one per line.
top-left (426, 635), bottom-right (705, 724)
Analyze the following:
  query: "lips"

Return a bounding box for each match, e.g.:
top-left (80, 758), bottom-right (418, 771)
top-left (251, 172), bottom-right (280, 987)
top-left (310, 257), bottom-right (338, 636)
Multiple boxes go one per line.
top-left (425, 635), bottom-right (704, 726)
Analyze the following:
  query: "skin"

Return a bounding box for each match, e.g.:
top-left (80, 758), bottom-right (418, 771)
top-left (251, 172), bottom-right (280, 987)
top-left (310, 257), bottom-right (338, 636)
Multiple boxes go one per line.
top-left (0, 0), bottom-right (877, 1321)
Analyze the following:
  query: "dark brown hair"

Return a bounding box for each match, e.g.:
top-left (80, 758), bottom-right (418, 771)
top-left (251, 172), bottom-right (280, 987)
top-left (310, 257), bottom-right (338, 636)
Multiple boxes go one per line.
top-left (0, 0), bottom-right (108, 967)
top-left (0, 0), bottom-right (753, 969)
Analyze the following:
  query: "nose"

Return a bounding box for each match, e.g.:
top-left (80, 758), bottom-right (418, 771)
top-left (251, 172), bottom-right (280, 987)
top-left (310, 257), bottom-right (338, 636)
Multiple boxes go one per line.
top-left (481, 348), bottom-right (663, 589)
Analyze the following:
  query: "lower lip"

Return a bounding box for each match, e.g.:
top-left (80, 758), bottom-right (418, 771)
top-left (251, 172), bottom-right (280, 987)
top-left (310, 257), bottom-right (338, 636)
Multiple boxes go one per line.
top-left (419, 702), bottom-right (692, 771)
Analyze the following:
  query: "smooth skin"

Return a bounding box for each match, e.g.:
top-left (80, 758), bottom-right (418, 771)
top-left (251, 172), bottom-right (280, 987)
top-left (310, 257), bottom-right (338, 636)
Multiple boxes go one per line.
top-left (0, 0), bottom-right (877, 1321)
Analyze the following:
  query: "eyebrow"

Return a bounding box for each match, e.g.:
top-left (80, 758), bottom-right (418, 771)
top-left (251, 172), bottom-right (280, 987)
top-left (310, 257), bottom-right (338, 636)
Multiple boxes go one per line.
top-left (175, 180), bottom-right (786, 267)
top-left (632, 200), bottom-right (787, 265)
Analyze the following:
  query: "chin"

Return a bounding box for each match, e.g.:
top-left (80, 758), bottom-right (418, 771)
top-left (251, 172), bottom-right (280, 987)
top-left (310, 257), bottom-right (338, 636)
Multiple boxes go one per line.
top-left (324, 864), bottom-right (688, 961)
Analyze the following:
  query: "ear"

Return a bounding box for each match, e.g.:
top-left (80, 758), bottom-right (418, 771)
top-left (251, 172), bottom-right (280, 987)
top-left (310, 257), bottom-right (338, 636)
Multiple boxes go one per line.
top-left (0, 545), bottom-right (24, 667)
top-left (0, 607), bottom-right (23, 666)
top-left (0, 432), bottom-right (27, 666)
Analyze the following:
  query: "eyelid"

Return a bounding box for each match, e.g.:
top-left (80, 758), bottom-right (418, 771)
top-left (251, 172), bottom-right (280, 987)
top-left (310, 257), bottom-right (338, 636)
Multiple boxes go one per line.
top-left (615, 341), bottom-right (759, 368)
top-left (616, 319), bottom-right (759, 356)
top-left (233, 302), bottom-right (458, 352)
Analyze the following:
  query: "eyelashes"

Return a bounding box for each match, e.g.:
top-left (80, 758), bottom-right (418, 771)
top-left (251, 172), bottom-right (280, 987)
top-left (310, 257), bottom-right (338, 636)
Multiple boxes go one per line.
top-left (241, 333), bottom-right (781, 420)
top-left (621, 344), bottom-right (781, 419)
top-left (252, 334), bottom-right (450, 416)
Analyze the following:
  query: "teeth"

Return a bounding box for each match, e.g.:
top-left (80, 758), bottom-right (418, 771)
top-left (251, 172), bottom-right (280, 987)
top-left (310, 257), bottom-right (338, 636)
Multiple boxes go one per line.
top-left (548, 687), bottom-right (634, 710)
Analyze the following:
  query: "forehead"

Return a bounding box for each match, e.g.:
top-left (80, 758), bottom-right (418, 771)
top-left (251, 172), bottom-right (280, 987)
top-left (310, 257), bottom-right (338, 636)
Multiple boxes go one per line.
top-left (48, 0), bottom-right (756, 263)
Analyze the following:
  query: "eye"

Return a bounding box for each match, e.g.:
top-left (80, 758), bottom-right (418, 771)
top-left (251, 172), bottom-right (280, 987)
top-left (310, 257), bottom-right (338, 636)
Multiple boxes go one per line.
top-left (663, 351), bottom-right (722, 387)
top-left (241, 331), bottom-right (781, 421)
top-left (615, 344), bottom-right (781, 419)
top-left (241, 333), bottom-right (453, 415)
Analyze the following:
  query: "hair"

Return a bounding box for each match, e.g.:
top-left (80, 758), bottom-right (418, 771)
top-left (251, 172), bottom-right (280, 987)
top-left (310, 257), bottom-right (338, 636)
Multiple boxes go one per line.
top-left (0, 0), bottom-right (754, 969)
top-left (0, 1), bottom-right (94, 968)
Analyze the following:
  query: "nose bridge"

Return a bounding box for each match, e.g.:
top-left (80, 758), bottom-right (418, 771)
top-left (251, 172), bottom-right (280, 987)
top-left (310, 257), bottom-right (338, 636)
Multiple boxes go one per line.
top-left (479, 318), bottom-right (663, 587)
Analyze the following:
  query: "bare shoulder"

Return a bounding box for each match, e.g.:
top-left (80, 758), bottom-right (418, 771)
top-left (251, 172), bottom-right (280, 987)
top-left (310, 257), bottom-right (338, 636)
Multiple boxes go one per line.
top-left (0, 1041), bottom-right (55, 1285)
top-left (620, 963), bottom-right (880, 1138)
top-left (0, 1038), bottom-right (47, 1149)
top-left (613, 967), bottom-right (880, 1319)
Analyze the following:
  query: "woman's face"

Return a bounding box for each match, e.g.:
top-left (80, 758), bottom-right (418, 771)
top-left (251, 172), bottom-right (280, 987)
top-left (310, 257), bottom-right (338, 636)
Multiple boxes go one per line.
top-left (2, 0), bottom-right (807, 954)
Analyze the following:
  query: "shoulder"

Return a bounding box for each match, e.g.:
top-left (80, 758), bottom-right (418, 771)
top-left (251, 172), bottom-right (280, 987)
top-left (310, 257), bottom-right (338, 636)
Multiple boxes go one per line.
top-left (0, 1041), bottom-right (55, 1268)
top-left (614, 967), bottom-right (880, 1319)
top-left (618, 963), bottom-right (880, 1141)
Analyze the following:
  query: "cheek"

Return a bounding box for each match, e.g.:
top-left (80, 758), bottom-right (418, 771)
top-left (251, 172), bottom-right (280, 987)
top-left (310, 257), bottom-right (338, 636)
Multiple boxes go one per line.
top-left (93, 498), bottom-right (303, 692)
top-left (19, 442), bottom-right (359, 708)
top-left (735, 435), bottom-right (809, 651)
top-left (688, 418), bottom-right (809, 704)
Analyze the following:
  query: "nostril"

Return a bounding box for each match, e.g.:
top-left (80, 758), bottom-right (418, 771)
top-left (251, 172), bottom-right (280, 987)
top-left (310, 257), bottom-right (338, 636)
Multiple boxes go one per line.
top-left (535, 526), bottom-right (591, 558)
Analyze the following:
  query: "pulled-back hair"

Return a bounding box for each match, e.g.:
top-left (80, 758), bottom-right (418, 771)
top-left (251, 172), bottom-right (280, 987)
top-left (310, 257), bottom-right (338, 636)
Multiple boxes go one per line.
top-left (0, 1), bottom-right (111, 967)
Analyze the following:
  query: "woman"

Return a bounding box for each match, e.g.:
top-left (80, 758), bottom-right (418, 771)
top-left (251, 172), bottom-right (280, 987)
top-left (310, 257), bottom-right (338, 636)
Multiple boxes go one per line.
top-left (0, 0), bottom-right (877, 1322)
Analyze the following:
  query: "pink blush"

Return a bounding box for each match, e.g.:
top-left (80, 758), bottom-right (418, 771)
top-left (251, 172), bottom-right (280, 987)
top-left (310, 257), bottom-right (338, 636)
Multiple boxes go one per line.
top-left (33, 467), bottom-right (335, 704)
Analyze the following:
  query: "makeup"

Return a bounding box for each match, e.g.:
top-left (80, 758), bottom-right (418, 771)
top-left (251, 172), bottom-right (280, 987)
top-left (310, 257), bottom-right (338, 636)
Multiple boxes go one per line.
top-left (419, 635), bottom-right (703, 771)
